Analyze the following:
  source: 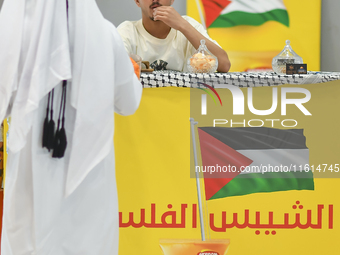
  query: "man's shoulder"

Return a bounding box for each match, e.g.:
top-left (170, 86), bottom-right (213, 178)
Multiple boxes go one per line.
top-left (117, 20), bottom-right (140, 33)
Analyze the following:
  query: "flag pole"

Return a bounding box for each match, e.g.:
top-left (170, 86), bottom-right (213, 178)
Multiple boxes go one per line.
top-left (194, 0), bottom-right (207, 30)
top-left (190, 118), bottom-right (206, 241)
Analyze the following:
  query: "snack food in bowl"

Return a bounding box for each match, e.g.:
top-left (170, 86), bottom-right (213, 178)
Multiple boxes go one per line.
top-left (189, 52), bottom-right (217, 73)
top-left (187, 39), bottom-right (218, 73)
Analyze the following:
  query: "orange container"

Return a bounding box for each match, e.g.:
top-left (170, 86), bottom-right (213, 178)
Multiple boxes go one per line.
top-left (129, 54), bottom-right (142, 79)
top-left (159, 239), bottom-right (230, 255)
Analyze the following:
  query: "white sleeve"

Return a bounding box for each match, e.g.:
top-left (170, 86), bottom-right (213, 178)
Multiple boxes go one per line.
top-left (112, 27), bottom-right (142, 116)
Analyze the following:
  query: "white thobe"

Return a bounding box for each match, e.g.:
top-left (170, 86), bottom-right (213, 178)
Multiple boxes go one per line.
top-left (1, 21), bottom-right (142, 255)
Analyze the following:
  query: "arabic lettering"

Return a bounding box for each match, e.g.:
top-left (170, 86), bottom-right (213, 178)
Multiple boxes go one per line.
top-left (119, 202), bottom-right (334, 234)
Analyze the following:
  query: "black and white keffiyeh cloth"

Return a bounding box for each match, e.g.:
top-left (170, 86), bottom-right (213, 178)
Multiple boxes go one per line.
top-left (141, 71), bottom-right (340, 88)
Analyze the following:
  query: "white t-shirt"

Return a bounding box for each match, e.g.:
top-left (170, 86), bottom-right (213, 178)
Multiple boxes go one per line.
top-left (117, 16), bottom-right (220, 72)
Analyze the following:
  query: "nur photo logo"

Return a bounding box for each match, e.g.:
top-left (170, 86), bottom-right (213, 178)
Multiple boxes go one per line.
top-left (197, 82), bottom-right (222, 115)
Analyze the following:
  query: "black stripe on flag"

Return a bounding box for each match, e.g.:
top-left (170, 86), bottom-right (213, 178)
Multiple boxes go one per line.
top-left (198, 127), bottom-right (307, 150)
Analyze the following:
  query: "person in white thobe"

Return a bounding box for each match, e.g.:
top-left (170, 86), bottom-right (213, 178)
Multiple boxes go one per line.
top-left (0, 0), bottom-right (142, 254)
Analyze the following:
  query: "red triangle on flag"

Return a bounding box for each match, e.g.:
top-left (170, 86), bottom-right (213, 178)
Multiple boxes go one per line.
top-left (202, 0), bottom-right (232, 28)
top-left (197, 128), bottom-right (253, 200)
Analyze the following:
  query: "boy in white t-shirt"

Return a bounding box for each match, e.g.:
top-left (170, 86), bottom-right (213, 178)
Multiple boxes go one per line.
top-left (117, 0), bottom-right (231, 72)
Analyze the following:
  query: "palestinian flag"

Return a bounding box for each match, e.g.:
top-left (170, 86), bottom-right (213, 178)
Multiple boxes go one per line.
top-left (197, 127), bottom-right (314, 200)
top-left (202, 0), bottom-right (289, 28)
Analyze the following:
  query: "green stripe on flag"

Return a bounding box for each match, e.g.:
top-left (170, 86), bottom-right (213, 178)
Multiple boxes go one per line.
top-left (210, 9), bottom-right (289, 28)
top-left (209, 171), bottom-right (314, 200)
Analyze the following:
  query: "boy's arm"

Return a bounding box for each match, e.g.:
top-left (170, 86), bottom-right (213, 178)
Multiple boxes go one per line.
top-left (154, 6), bottom-right (231, 73)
